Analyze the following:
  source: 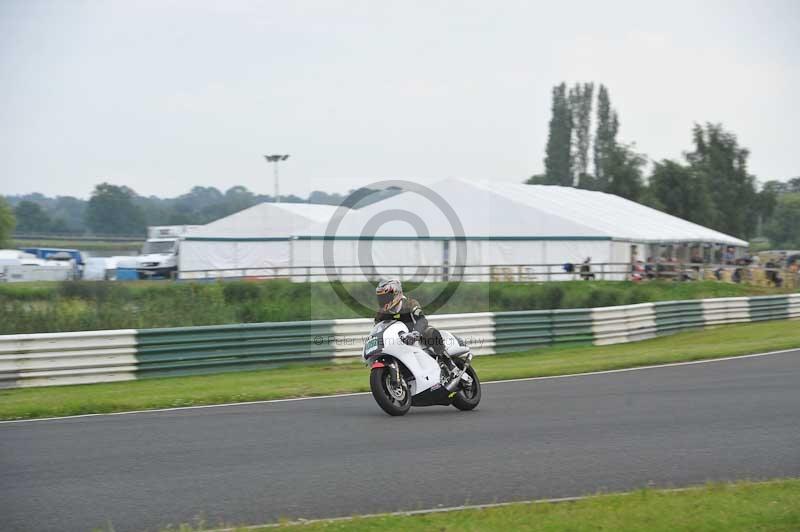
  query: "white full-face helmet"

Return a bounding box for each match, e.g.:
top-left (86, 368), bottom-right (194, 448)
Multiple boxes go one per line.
top-left (376, 278), bottom-right (404, 313)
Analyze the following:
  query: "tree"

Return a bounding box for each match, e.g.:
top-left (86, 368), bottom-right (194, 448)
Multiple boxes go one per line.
top-left (604, 143), bottom-right (646, 201)
top-left (14, 201), bottom-right (52, 233)
top-left (569, 82), bottom-right (594, 184)
top-left (0, 197), bottom-right (15, 247)
top-left (224, 185), bottom-right (258, 214)
top-left (309, 190), bottom-right (345, 205)
top-left (51, 196), bottom-right (86, 233)
top-left (764, 193), bottom-right (800, 248)
top-left (762, 180), bottom-right (789, 196)
top-left (593, 84), bottom-right (619, 189)
top-left (526, 174), bottom-right (549, 185)
top-left (85, 183), bottom-right (146, 235)
top-left (576, 173), bottom-right (601, 191)
top-left (685, 123), bottom-right (758, 238)
top-left (648, 159), bottom-right (715, 225)
top-left (543, 83), bottom-right (573, 185)
top-left (754, 183), bottom-right (779, 236)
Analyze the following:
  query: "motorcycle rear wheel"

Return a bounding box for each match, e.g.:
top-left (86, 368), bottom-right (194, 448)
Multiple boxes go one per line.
top-left (370, 367), bottom-right (411, 416)
top-left (452, 366), bottom-right (481, 411)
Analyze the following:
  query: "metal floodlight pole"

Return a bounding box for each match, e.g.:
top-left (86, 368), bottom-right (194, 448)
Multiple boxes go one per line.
top-left (264, 154), bottom-right (290, 203)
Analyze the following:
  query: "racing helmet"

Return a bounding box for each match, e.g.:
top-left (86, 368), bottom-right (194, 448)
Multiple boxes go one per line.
top-left (376, 278), bottom-right (404, 313)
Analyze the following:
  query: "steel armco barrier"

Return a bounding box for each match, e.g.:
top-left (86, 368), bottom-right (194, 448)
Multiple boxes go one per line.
top-left (0, 294), bottom-right (797, 388)
top-left (0, 330), bottom-right (138, 389)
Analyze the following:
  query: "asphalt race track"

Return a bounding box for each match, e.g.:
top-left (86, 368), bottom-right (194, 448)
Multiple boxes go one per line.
top-left (2, 351), bottom-right (799, 532)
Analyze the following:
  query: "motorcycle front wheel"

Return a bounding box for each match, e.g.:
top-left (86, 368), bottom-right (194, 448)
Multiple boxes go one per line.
top-left (452, 366), bottom-right (481, 411)
top-left (370, 366), bottom-right (411, 416)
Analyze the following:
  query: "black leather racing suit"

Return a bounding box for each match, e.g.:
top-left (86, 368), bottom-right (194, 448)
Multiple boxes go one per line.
top-left (374, 297), bottom-right (445, 356)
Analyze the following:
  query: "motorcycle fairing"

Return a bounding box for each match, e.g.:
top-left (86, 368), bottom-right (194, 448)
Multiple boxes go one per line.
top-left (411, 385), bottom-right (453, 407)
top-left (369, 320), bottom-right (442, 395)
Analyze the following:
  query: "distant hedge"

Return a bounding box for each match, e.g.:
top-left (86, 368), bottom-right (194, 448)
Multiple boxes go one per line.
top-left (0, 279), bottom-right (792, 335)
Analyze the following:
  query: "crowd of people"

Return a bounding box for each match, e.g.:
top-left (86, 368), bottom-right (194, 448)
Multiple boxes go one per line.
top-left (561, 248), bottom-right (798, 288)
top-left (627, 247), bottom-right (799, 287)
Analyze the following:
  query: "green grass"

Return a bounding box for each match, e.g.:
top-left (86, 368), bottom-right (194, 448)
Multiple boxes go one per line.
top-left (233, 479), bottom-right (799, 532)
top-left (0, 279), bottom-right (794, 334)
top-left (2, 318), bottom-right (798, 421)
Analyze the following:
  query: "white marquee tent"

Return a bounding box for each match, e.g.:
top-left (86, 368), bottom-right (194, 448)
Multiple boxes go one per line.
top-left (178, 179), bottom-right (747, 282)
top-left (178, 202), bottom-right (340, 279)
top-left (289, 178), bottom-right (747, 282)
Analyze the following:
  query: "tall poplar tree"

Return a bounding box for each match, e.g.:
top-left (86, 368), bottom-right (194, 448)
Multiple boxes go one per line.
top-left (593, 84), bottom-right (618, 190)
top-left (569, 82), bottom-right (594, 185)
top-left (543, 83), bottom-right (573, 185)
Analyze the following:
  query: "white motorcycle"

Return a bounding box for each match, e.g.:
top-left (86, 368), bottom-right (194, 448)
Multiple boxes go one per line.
top-left (363, 320), bottom-right (481, 416)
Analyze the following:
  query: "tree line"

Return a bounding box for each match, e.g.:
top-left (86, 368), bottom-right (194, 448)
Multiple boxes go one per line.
top-left (3, 184), bottom-right (401, 238)
top-left (529, 82), bottom-right (799, 248)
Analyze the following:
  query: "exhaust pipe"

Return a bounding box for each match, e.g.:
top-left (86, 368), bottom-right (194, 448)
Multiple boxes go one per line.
top-left (445, 367), bottom-right (466, 392)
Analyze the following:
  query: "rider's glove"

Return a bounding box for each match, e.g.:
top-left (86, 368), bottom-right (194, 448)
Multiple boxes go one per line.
top-left (400, 330), bottom-right (421, 345)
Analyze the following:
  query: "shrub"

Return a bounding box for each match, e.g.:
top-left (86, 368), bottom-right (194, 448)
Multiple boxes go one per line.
top-left (590, 288), bottom-right (622, 308)
top-left (539, 284), bottom-right (565, 309)
top-left (0, 280), bottom-right (790, 334)
top-left (59, 281), bottom-right (125, 302)
top-left (223, 282), bottom-right (261, 303)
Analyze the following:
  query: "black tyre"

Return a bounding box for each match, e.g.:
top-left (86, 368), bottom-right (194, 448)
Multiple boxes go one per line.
top-left (370, 366), bottom-right (411, 416)
top-left (452, 366), bottom-right (481, 411)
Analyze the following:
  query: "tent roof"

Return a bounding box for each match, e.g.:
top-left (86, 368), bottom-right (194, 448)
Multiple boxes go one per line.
top-left (186, 202), bottom-right (340, 239)
top-left (299, 178), bottom-right (747, 246)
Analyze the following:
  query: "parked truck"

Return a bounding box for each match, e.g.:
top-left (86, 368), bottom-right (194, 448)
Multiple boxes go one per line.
top-left (136, 225), bottom-right (201, 279)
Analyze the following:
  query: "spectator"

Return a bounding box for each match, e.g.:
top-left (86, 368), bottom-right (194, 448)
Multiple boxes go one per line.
top-left (644, 257), bottom-right (655, 280)
top-left (631, 260), bottom-right (645, 282)
top-left (765, 261), bottom-right (783, 287)
top-left (723, 246), bottom-right (736, 265)
top-left (579, 257), bottom-right (595, 280)
top-left (688, 249), bottom-right (704, 278)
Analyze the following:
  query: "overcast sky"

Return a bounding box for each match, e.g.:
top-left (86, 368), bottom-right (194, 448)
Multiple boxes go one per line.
top-left (2, 0), bottom-right (798, 200)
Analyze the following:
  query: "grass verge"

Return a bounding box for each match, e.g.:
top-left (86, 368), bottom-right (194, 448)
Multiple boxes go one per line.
top-left (1, 318), bottom-right (798, 421)
top-left (225, 479), bottom-right (799, 531)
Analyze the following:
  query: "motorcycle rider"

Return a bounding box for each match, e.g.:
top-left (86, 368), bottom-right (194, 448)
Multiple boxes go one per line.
top-left (375, 278), bottom-right (446, 358)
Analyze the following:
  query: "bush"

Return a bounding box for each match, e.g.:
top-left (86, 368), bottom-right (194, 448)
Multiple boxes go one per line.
top-left (59, 281), bottom-right (125, 302)
top-left (0, 280), bottom-right (791, 334)
top-left (539, 285), bottom-right (565, 309)
top-left (223, 282), bottom-right (261, 303)
top-left (589, 288), bottom-right (623, 308)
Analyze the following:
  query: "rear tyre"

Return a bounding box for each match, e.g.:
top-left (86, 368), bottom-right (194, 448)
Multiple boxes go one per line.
top-left (452, 366), bottom-right (481, 411)
top-left (370, 366), bottom-right (411, 416)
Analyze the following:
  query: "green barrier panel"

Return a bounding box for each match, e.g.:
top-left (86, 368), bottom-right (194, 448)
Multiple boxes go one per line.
top-left (493, 310), bottom-right (552, 352)
top-left (551, 308), bottom-right (595, 344)
top-left (654, 300), bottom-right (705, 334)
top-left (136, 321), bottom-right (336, 378)
top-left (747, 295), bottom-right (790, 322)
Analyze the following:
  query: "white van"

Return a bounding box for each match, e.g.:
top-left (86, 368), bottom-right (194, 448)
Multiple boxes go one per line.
top-left (136, 226), bottom-right (200, 279)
